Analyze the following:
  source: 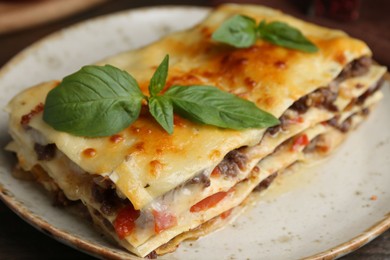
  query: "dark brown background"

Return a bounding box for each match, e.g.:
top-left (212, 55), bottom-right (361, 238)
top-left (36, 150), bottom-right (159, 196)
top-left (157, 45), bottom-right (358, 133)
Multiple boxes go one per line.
top-left (0, 0), bottom-right (389, 259)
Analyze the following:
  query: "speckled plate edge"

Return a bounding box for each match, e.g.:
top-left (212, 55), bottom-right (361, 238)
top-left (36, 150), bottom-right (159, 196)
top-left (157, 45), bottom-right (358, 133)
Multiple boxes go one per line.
top-left (306, 212), bottom-right (390, 260)
top-left (0, 5), bottom-right (389, 260)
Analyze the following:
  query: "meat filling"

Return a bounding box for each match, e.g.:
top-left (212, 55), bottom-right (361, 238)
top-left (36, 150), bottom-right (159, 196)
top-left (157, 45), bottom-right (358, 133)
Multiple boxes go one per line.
top-left (327, 116), bottom-right (353, 133)
top-left (337, 56), bottom-right (372, 81)
top-left (268, 56), bottom-right (372, 136)
top-left (253, 172), bottom-right (278, 192)
top-left (303, 134), bottom-right (329, 154)
top-left (356, 78), bottom-right (384, 105)
top-left (268, 85), bottom-right (339, 135)
top-left (291, 85), bottom-right (339, 114)
top-left (91, 178), bottom-right (128, 216)
top-left (34, 143), bottom-right (56, 161)
top-left (189, 173), bottom-right (211, 188)
top-left (217, 149), bottom-right (248, 178)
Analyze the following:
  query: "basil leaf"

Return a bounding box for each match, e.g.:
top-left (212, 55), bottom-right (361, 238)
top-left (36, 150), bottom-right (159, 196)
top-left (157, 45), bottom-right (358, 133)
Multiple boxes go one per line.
top-left (212, 15), bottom-right (318, 53)
top-left (165, 85), bottom-right (279, 130)
top-left (149, 55), bottom-right (169, 96)
top-left (257, 20), bottom-right (318, 53)
top-left (212, 14), bottom-right (257, 48)
top-left (43, 65), bottom-right (144, 137)
top-left (148, 96), bottom-right (174, 134)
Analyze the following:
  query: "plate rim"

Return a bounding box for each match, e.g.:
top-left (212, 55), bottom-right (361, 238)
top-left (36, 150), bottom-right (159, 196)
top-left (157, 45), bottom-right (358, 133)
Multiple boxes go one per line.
top-left (0, 5), bottom-right (389, 260)
top-left (0, 5), bottom-right (210, 79)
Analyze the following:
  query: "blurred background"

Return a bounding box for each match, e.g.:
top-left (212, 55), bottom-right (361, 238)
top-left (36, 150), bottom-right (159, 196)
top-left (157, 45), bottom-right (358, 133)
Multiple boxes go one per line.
top-left (0, 0), bottom-right (389, 259)
top-left (1, 0), bottom-right (389, 67)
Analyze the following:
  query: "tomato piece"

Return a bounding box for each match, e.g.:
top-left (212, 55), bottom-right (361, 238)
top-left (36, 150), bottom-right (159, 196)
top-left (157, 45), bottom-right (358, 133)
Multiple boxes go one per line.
top-left (289, 116), bottom-right (304, 124)
top-left (210, 167), bottom-right (221, 178)
top-left (295, 116), bottom-right (304, 123)
top-left (152, 210), bottom-right (177, 234)
top-left (220, 208), bottom-right (233, 219)
top-left (318, 145), bottom-right (330, 153)
top-left (190, 191), bottom-right (228, 213)
top-left (114, 204), bottom-right (140, 239)
top-left (291, 134), bottom-right (309, 152)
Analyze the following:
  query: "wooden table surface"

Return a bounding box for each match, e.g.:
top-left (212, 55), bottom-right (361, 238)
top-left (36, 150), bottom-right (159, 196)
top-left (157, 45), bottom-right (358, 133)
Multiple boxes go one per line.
top-left (0, 0), bottom-right (389, 259)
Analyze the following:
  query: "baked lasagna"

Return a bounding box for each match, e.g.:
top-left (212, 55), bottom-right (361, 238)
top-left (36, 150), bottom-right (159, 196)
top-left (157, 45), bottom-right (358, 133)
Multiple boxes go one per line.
top-left (5, 4), bottom-right (387, 258)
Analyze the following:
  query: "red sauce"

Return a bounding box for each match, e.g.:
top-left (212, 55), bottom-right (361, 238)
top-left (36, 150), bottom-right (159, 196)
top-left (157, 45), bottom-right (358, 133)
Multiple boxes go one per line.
top-left (114, 204), bottom-right (140, 239)
top-left (220, 208), bottom-right (233, 219)
top-left (166, 74), bottom-right (201, 89)
top-left (20, 103), bottom-right (44, 126)
top-left (318, 145), bottom-right (330, 153)
top-left (200, 26), bottom-right (212, 38)
top-left (334, 52), bottom-right (347, 65)
top-left (82, 148), bottom-right (97, 158)
top-left (134, 142), bottom-right (145, 152)
top-left (291, 134), bottom-right (310, 152)
top-left (210, 167), bottom-right (221, 178)
top-left (220, 54), bottom-right (249, 74)
top-left (274, 61), bottom-right (287, 69)
top-left (129, 125), bottom-right (152, 135)
top-left (190, 191), bottom-right (228, 213)
top-left (152, 210), bottom-right (177, 234)
top-left (173, 114), bottom-right (187, 128)
top-left (244, 77), bottom-right (257, 88)
top-left (289, 116), bottom-right (304, 124)
top-left (110, 134), bottom-right (124, 144)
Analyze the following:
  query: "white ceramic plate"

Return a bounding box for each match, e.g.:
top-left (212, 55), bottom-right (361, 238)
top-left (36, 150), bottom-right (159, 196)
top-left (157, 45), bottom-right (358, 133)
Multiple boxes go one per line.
top-left (0, 6), bottom-right (389, 260)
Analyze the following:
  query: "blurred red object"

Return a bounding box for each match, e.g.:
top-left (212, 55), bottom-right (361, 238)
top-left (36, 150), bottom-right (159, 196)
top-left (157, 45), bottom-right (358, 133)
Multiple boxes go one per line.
top-left (212, 0), bottom-right (361, 21)
top-left (295, 0), bottom-right (361, 21)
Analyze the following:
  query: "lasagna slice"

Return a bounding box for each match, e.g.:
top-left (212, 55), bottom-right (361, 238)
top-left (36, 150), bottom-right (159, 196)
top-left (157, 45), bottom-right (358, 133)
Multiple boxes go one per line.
top-left (5, 4), bottom-right (387, 258)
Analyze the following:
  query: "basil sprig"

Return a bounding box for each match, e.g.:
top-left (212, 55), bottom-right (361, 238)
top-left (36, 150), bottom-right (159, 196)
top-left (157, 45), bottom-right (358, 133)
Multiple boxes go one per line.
top-left (43, 55), bottom-right (279, 137)
top-left (212, 14), bottom-right (318, 53)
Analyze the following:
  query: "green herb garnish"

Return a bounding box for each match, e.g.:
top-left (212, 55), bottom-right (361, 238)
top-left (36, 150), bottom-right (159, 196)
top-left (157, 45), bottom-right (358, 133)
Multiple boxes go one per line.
top-left (43, 65), bottom-right (144, 137)
top-left (212, 14), bottom-right (318, 53)
top-left (43, 55), bottom-right (279, 137)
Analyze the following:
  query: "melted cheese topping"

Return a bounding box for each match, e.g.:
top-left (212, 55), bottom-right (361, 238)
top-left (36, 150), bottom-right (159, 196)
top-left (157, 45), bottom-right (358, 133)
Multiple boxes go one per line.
top-left (6, 4), bottom-right (372, 210)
